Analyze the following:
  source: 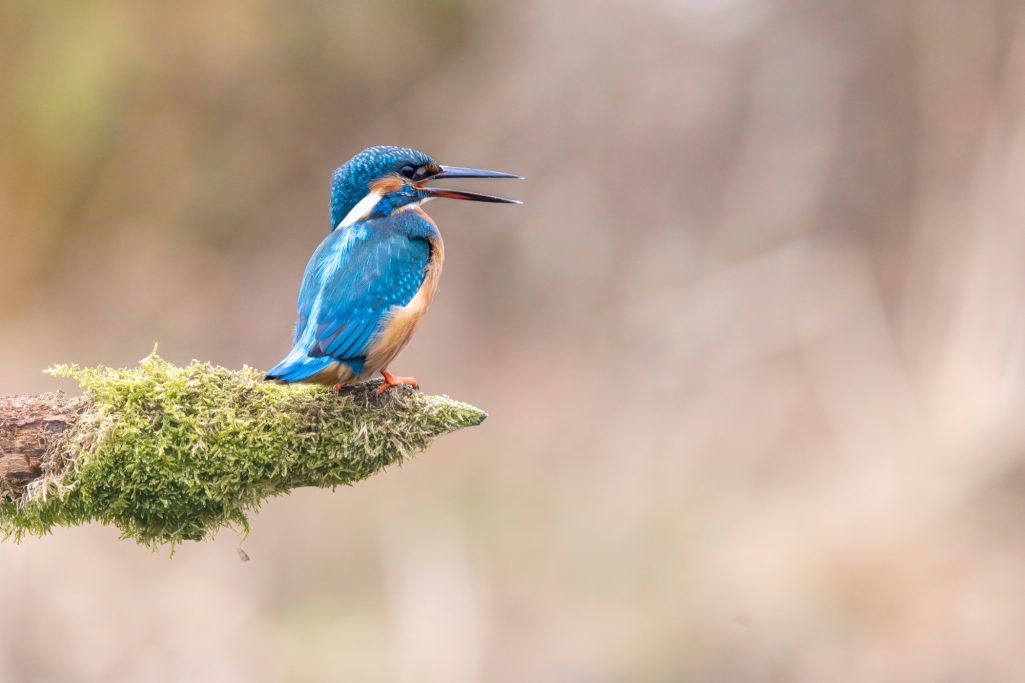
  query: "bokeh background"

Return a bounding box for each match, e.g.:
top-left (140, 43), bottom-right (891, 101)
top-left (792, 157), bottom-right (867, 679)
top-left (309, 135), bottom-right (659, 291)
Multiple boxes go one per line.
top-left (4, 0), bottom-right (1025, 680)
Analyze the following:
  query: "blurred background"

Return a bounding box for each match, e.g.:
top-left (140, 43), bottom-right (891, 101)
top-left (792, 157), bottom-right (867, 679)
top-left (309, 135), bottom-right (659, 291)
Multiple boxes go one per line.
top-left (4, 0), bottom-right (1025, 680)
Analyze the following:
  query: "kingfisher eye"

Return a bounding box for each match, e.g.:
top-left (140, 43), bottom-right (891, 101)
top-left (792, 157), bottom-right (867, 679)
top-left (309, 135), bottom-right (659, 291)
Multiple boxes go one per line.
top-left (399, 165), bottom-right (417, 179)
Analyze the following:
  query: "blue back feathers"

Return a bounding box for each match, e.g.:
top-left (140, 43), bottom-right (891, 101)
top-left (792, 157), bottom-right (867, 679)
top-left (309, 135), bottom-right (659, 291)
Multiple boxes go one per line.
top-left (329, 146), bottom-right (436, 231)
top-left (266, 209), bottom-right (439, 382)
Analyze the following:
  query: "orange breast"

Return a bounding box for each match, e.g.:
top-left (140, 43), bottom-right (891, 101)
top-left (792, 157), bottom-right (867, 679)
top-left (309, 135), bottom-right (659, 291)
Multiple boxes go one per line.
top-left (364, 228), bottom-right (444, 374)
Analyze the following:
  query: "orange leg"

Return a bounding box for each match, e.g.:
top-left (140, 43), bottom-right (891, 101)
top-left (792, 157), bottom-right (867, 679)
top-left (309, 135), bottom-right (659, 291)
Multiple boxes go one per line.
top-left (378, 369), bottom-right (419, 394)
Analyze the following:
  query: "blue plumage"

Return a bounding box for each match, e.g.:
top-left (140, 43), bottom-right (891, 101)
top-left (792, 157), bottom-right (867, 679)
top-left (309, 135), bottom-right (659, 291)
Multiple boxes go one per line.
top-left (268, 145), bottom-right (521, 391)
top-left (329, 146), bottom-right (434, 231)
top-left (266, 209), bottom-right (435, 382)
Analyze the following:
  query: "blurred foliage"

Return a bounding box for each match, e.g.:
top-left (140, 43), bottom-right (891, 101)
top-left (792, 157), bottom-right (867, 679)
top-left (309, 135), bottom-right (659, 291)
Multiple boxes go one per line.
top-left (4, 0), bottom-right (1025, 681)
top-left (0, 0), bottom-right (476, 295)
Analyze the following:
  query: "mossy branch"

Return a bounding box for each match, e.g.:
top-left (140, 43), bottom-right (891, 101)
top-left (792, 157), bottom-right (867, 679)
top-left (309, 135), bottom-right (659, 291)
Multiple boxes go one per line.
top-left (0, 353), bottom-right (485, 549)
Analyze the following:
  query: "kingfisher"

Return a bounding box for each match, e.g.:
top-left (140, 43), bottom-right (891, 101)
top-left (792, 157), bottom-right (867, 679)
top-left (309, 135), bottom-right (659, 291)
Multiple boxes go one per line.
top-left (266, 146), bottom-right (521, 393)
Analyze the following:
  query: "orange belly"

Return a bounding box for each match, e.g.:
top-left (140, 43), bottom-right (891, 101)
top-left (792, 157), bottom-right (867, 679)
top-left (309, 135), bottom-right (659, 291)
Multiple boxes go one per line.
top-left (363, 234), bottom-right (444, 377)
top-left (307, 209), bottom-right (444, 388)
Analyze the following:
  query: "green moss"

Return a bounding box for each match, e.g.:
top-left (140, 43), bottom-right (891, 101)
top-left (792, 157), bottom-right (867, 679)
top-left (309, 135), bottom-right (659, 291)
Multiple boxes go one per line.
top-left (0, 353), bottom-right (485, 550)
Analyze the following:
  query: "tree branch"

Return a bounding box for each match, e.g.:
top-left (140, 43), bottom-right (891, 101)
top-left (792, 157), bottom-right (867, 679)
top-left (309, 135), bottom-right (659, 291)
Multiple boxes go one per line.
top-left (0, 393), bottom-right (85, 497)
top-left (0, 354), bottom-right (485, 549)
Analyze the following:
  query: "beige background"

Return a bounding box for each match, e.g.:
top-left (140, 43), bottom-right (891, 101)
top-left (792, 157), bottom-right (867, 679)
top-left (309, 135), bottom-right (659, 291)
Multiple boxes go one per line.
top-left (4, 1), bottom-right (1025, 680)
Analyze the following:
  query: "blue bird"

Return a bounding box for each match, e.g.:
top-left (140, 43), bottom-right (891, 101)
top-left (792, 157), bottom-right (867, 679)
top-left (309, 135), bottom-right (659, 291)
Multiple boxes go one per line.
top-left (266, 146), bottom-right (521, 392)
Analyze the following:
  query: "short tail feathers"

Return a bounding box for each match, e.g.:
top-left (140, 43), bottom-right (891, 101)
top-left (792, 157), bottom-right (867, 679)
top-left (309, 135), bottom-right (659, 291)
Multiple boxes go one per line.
top-left (265, 346), bottom-right (334, 383)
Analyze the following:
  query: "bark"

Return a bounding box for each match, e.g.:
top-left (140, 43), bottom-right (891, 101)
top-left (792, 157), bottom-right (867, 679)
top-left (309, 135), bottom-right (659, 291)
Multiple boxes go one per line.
top-left (0, 393), bottom-right (84, 498)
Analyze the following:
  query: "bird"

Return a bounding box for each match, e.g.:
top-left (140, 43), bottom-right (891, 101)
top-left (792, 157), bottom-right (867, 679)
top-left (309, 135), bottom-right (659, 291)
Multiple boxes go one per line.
top-left (265, 145), bottom-right (521, 393)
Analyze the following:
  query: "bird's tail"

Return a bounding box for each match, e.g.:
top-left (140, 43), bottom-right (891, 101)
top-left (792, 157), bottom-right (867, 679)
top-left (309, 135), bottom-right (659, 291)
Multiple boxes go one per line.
top-left (265, 346), bottom-right (335, 383)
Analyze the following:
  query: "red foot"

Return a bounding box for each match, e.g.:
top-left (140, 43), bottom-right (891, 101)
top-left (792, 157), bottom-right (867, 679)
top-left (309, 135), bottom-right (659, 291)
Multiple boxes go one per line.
top-left (378, 369), bottom-right (419, 394)
top-left (332, 383), bottom-right (342, 394)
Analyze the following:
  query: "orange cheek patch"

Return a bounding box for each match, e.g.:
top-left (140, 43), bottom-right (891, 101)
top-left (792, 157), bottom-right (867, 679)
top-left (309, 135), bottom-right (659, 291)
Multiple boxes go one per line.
top-left (369, 176), bottom-right (406, 195)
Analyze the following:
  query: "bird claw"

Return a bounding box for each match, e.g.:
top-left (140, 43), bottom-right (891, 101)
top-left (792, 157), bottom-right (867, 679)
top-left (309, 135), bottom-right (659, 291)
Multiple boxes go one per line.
top-left (378, 370), bottom-right (419, 394)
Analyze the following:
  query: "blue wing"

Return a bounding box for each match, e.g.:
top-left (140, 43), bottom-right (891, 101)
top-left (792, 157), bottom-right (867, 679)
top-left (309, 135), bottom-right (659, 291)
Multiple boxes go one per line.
top-left (267, 215), bottom-right (430, 382)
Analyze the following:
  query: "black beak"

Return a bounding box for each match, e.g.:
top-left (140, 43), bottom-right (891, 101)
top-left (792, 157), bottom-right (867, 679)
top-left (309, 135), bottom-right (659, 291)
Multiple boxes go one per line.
top-left (422, 187), bottom-right (522, 204)
top-left (423, 164), bottom-right (522, 204)
top-left (433, 165), bottom-right (524, 180)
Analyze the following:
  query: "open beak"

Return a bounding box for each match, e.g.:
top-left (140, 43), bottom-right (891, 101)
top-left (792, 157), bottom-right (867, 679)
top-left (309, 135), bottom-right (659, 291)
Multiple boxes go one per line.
top-left (421, 187), bottom-right (522, 204)
top-left (421, 164), bottom-right (523, 204)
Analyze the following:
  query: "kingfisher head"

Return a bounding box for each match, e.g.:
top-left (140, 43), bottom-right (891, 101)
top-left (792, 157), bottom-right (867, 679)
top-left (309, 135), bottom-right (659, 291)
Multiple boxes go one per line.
top-left (329, 145), bottom-right (521, 230)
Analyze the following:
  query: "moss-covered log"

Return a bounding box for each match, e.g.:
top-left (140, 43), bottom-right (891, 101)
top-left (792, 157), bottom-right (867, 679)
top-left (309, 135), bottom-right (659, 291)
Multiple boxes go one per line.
top-left (0, 354), bottom-right (485, 549)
